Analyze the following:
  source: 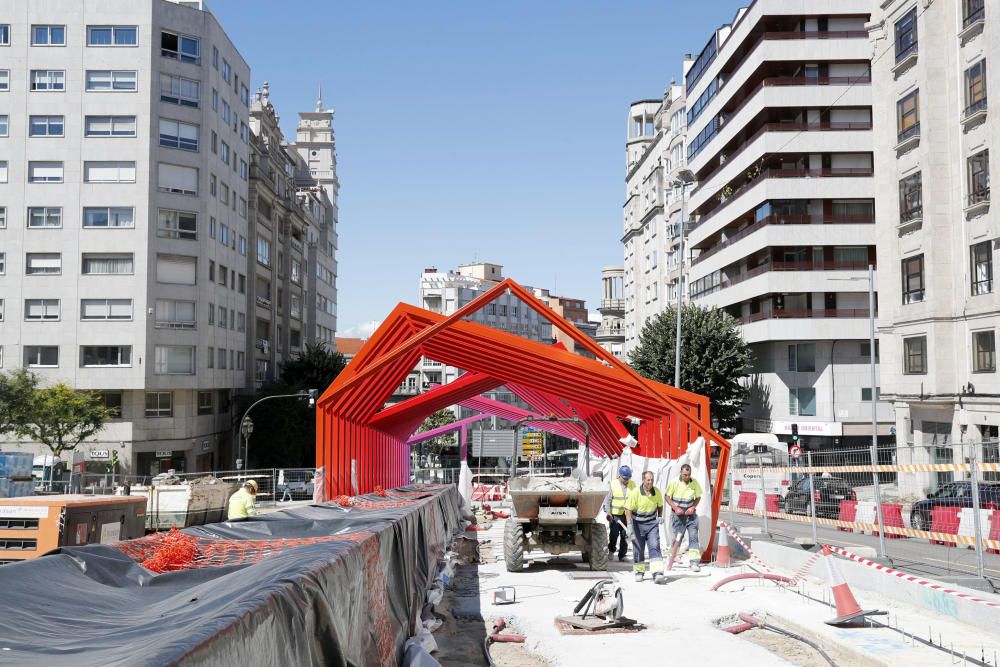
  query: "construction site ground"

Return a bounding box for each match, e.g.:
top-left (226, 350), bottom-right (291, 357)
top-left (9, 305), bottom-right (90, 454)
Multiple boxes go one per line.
top-left (437, 507), bottom-right (1000, 667)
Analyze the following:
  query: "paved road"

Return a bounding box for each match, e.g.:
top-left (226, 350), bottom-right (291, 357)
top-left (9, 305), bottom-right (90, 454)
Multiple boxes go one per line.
top-left (726, 509), bottom-right (1000, 591)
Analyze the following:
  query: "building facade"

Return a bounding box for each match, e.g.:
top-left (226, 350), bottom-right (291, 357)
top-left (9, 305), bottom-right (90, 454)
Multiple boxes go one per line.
top-left (628, 0), bottom-right (892, 449)
top-left (871, 0), bottom-right (998, 492)
top-left (596, 266), bottom-right (626, 359)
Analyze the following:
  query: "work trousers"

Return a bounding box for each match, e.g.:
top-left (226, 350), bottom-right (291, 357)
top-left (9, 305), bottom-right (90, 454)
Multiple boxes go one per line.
top-left (671, 512), bottom-right (700, 557)
top-left (632, 519), bottom-right (662, 573)
top-left (608, 513), bottom-right (628, 558)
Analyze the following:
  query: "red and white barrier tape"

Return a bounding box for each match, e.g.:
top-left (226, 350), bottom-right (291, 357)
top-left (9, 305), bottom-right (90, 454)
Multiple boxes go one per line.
top-left (826, 545), bottom-right (1000, 610)
top-left (790, 551), bottom-right (823, 584)
top-left (732, 462), bottom-right (1000, 474)
top-left (719, 521), bottom-right (773, 572)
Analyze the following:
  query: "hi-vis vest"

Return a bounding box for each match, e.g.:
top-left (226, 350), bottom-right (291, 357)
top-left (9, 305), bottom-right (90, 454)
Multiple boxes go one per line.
top-left (609, 479), bottom-right (636, 515)
top-left (625, 485), bottom-right (663, 523)
top-left (665, 478), bottom-right (703, 510)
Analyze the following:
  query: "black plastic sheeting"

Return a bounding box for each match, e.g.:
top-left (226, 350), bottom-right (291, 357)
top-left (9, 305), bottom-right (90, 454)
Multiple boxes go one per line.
top-left (0, 485), bottom-right (462, 666)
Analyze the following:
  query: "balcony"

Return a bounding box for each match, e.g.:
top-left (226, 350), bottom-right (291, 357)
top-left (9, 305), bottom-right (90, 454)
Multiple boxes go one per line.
top-left (692, 214), bottom-right (874, 266)
top-left (596, 324), bottom-right (625, 339)
top-left (600, 298), bottom-right (625, 312)
top-left (963, 98), bottom-right (988, 129)
top-left (693, 260), bottom-right (873, 300)
top-left (255, 338), bottom-right (271, 353)
top-left (741, 308), bottom-right (873, 325)
top-left (255, 295), bottom-right (272, 308)
top-left (154, 319), bottom-right (196, 330)
top-left (290, 238), bottom-right (304, 254)
top-left (966, 188), bottom-right (990, 216)
top-left (960, 5), bottom-right (985, 40)
top-left (395, 385), bottom-right (420, 396)
top-left (895, 123), bottom-right (920, 153)
top-left (892, 42), bottom-right (918, 75)
top-left (898, 206), bottom-right (923, 232)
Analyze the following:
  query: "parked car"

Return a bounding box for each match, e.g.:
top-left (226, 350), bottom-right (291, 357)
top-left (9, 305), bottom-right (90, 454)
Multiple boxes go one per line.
top-left (783, 476), bottom-right (856, 518)
top-left (909, 481), bottom-right (1000, 531)
top-left (277, 470), bottom-right (315, 501)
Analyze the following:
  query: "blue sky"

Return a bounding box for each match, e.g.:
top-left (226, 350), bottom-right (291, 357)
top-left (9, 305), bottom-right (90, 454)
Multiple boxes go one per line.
top-left (209, 1), bottom-right (748, 337)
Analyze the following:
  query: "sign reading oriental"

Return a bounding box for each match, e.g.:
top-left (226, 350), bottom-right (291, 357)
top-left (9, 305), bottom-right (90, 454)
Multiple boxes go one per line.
top-left (772, 421), bottom-right (843, 437)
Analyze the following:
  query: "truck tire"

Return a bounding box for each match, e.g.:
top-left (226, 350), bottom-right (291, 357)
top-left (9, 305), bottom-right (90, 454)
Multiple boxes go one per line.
top-left (504, 518), bottom-right (525, 572)
top-left (589, 523), bottom-right (609, 571)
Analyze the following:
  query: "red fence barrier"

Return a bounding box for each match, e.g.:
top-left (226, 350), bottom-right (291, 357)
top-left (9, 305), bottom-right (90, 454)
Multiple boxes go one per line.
top-left (837, 500), bottom-right (857, 532)
top-left (738, 491), bottom-right (757, 510)
top-left (875, 503), bottom-right (907, 539)
top-left (930, 506), bottom-right (961, 547)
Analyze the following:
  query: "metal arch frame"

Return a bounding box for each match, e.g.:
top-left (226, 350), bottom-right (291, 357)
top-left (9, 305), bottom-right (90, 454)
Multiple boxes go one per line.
top-left (316, 278), bottom-right (733, 560)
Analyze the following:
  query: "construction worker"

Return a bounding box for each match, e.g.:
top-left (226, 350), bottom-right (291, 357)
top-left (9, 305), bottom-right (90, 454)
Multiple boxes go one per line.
top-left (602, 465), bottom-right (636, 561)
top-left (228, 480), bottom-right (259, 521)
top-left (624, 470), bottom-right (665, 582)
top-left (665, 463), bottom-right (703, 572)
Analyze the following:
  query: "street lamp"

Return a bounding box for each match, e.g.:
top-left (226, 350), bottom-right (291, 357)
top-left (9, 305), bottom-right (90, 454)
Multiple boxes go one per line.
top-left (672, 168), bottom-right (696, 389)
top-left (832, 264), bottom-right (887, 559)
top-left (238, 389), bottom-right (318, 470)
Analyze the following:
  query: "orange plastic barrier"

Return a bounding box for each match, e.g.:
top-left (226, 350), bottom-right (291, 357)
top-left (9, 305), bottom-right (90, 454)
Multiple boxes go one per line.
top-left (929, 505), bottom-right (961, 547)
top-left (837, 500), bottom-right (857, 532)
top-left (737, 491), bottom-right (757, 510)
top-left (988, 511), bottom-right (1000, 555)
top-left (875, 503), bottom-right (908, 539)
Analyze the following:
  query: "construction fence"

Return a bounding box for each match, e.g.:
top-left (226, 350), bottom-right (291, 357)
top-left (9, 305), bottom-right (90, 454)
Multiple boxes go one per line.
top-left (724, 441), bottom-right (1000, 581)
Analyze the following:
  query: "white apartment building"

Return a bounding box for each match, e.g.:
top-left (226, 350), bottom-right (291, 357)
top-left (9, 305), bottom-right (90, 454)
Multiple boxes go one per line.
top-left (676, 1), bottom-right (892, 449)
top-left (622, 81), bottom-right (689, 350)
top-left (871, 0), bottom-right (998, 492)
top-left (595, 265), bottom-right (625, 359)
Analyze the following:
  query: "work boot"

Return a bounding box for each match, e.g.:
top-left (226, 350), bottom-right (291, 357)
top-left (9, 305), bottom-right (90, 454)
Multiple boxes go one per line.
top-left (690, 561), bottom-right (700, 573)
top-left (634, 572), bottom-right (643, 582)
top-left (653, 573), bottom-right (665, 585)
top-left (618, 553), bottom-right (626, 562)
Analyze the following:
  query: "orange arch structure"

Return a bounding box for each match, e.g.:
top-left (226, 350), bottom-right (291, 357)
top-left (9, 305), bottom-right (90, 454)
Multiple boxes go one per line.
top-left (317, 279), bottom-right (732, 557)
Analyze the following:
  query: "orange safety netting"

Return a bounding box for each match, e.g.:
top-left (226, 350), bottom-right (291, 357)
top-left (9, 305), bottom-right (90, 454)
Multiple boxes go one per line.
top-left (115, 527), bottom-right (374, 573)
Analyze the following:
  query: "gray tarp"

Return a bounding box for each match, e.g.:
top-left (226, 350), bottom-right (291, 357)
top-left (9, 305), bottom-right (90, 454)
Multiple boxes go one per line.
top-left (0, 485), bottom-right (462, 666)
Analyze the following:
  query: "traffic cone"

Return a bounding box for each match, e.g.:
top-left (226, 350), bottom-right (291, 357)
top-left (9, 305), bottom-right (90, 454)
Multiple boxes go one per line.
top-left (715, 525), bottom-right (731, 568)
top-left (821, 545), bottom-right (880, 626)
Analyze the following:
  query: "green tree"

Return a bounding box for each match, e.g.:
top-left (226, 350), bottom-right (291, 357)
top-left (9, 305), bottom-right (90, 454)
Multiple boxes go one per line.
top-left (416, 408), bottom-right (457, 458)
top-left (0, 369), bottom-right (38, 435)
top-left (278, 342), bottom-right (347, 393)
top-left (629, 304), bottom-right (753, 435)
top-left (15, 384), bottom-right (112, 458)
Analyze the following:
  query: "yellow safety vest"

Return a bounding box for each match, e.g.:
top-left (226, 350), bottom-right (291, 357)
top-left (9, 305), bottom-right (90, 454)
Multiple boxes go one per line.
top-left (228, 488), bottom-right (258, 520)
top-left (665, 478), bottom-right (702, 509)
top-left (625, 486), bottom-right (663, 522)
top-left (609, 478), bottom-right (636, 515)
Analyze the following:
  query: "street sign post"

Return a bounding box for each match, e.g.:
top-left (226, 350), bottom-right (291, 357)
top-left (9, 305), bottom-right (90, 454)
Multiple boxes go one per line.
top-left (789, 445), bottom-right (802, 460)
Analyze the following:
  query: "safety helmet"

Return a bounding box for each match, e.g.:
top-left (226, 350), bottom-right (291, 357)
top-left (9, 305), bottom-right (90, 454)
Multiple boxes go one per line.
top-left (618, 465), bottom-right (632, 480)
top-left (244, 479), bottom-right (258, 492)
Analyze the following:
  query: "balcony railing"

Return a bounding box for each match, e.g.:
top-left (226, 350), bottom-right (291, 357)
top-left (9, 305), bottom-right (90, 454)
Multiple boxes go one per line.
top-left (897, 123), bottom-right (920, 144)
top-left (965, 97), bottom-right (988, 119)
top-left (691, 167), bottom-right (874, 232)
top-left (256, 295), bottom-right (272, 308)
top-left (692, 214), bottom-right (875, 266)
top-left (972, 278), bottom-right (993, 296)
top-left (596, 325), bottom-right (625, 338)
top-left (694, 260), bottom-right (873, 299)
top-left (964, 5), bottom-right (985, 29)
top-left (899, 206), bottom-right (923, 224)
top-left (154, 320), bottom-right (196, 330)
top-left (741, 308), bottom-right (874, 325)
top-left (600, 298), bottom-right (625, 311)
top-left (968, 188), bottom-right (991, 207)
top-left (895, 41), bottom-right (918, 64)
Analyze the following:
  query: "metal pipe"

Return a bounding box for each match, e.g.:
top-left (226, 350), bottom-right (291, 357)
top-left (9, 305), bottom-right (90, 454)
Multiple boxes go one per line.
top-left (969, 447), bottom-right (987, 580)
top-left (808, 451), bottom-right (819, 545)
top-left (868, 264), bottom-right (888, 560)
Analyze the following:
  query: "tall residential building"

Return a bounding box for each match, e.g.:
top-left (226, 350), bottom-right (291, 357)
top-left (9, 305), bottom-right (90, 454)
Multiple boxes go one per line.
top-left (678, 1), bottom-right (892, 448)
top-left (622, 81), bottom-right (689, 350)
top-left (596, 266), bottom-right (626, 359)
top-left (0, 0), bottom-right (251, 475)
top-left (871, 0), bottom-right (998, 492)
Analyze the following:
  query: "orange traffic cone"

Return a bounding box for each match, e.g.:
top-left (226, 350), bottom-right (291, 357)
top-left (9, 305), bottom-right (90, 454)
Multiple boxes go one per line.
top-left (715, 526), bottom-right (731, 567)
top-left (821, 545), bottom-right (880, 626)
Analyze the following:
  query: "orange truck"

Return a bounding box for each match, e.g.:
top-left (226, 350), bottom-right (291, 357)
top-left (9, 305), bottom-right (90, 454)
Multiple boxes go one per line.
top-left (0, 495), bottom-right (146, 565)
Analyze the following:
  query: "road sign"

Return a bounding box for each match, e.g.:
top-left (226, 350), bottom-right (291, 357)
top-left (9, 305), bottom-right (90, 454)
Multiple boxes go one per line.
top-left (789, 445), bottom-right (802, 460)
top-left (471, 430), bottom-right (516, 457)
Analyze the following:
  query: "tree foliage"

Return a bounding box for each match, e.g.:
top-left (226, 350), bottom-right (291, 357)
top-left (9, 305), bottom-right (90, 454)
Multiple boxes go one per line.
top-left (416, 408), bottom-right (457, 457)
top-left (278, 342), bottom-right (347, 393)
top-left (629, 304), bottom-right (753, 435)
top-left (0, 369), bottom-right (38, 435)
top-left (15, 383), bottom-right (113, 458)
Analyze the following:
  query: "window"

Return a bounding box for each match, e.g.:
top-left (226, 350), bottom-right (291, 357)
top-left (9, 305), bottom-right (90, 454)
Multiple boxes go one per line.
top-left (84, 115), bottom-right (136, 137)
top-left (240, 123), bottom-right (249, 144)
top-left (31, 70), bottom-right (65, 91)
top-left (257, 238), bottom-right (271, 266)
top-left (895, 8), bottom-right (917, 62)
top-left (0, 252), bottom-right (4, 273)
top-left (28, 161), bottom-right (63, 183)
top-left (218, 308), bottom-right (228, 329)
top-left (220, 183), bottom-right (229, 205)
top-left (220, 141), bottom-right (230, 165)
top-left (219, 223), bottom-right (229, 246)
top-left (208, 261), bottom-right (215, 282)
top-left (237, 352), bottom-right (245, 370)
top-left (787, 343), bottom-right (816, 372)
top-left (902, 255), bottom-right (925, 304)
top-left (221, 100), bottom-right (231, 124)
top-left (291, 259), bottom-right (302, 284)
top-left (155, 254), bottom-right (196, 285)
top-left (160, 73), bottom-right (199, 107)
top-left (27, 207), bottom-right (62, 228)
top-left (29, 115), bottom-right (64, 137)
top-left (218, 265), bottom-right (228, 288)
top-left (861, 387), bottom-right (882, 401)
top-left (239, 236), bottom-right (247, 256)
top-left (24, 346), bottom-right (59, 367)
top-left (154, 346), bottom-right (195, 374)
top-left (211, 89), bottom-right (218, 112)
top-left (0, 161), bottom-right (6, 183)
top-left (81, 346), bottom-right (131, 367)
top-left (0, 24), bottom-right (8, 45)
top-left (897, 90), bottom-right (919, 141)
top-left (81, 298), bottom-right (132, 321)
top-left (860, 340), bottom-right (880, 361)
top-left (32, 25), bottom-right (65, 46)
top-left (157, 163), bottom-right (198, 195)
top-left (965, 0), bottom-right (985, 27)
top-left (217, 348), bottom-right (227, 369)
top-left (212, 46), bottom-right (219, 69)
top-left (240, 84), bottom-right (249, 106)
top-left (145, 392), bottom-right (172, 418)
top-left (87, 25), bottom-right (137, 46)
top-left (968, 150), bottom-right (990, 206)
top-left (207, 346), bottom-right (215, 368)
top-left (83, 207), bottom-right (134, 228)
top-left (159, 118), bottom-right (199, 151)
top-left (155, 299), bottom-right (195, 329)
top-left (237, 312), bottom-right (246, 331)
top-left (239, 160), bottom-right (248, 180)
top-left (99, 392), bottom-right (123, 417)
top-left (0, 115), bottom-right (7, 136)
top-left (788, 388), bottom-right (816, 417)
top-left (0, 207), bottom-right (5, 229)
top-left (24, 299), bottom-right (60, 321)
top-left (157, 209), bottom-right (197, 240)
top-left (82, 253), bottom-right (133, 275)
top-left (25, 253), bottom-right (61, 275)
top-left (85, 70), bottom-right (137, 91)
top-left (160, 30), bottom-right (200, 64)
top-left (222, 59), bottom-right (232, 82)
top-left (207, 302), bottom-right (214, 325)
top-left (198, 391), bottom-right (214, 415)
top-left (899, 172), bottom-right (922, 222)
top-left (84, 162), bottom-right (135, 183)
top-left (0, 70), bottom-right (8, 91)
top-left (966, 60), bottom-right (987, 117)
top-left (974, 331), bottom-right (996, 373)
top-left (972, 241), bottom-right (993, 295)
top-left (904, 336), bottom-right (928, 374)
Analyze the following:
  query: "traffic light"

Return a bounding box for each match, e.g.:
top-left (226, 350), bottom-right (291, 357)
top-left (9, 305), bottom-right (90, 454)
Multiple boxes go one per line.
top-left (791, 423), bottom-right (799, 443)
top-left (111, 450), bottom-right (119, 467)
